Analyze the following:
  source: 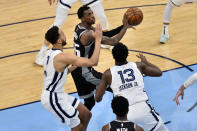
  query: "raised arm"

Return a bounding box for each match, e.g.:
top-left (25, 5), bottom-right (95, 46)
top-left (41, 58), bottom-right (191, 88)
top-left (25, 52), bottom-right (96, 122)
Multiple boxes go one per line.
top-left (54, 24), bottom-right (102, 71)
top-left (95, 69), bottom-right (111, 102)
top-left (136, 53), bottom-right (162, 77)
top-left (101, 14), bottom-right (135, 46)
top-left (173, 72), bottom-right (197, 105)
top-left (103, 25), bottom-right (123, 37)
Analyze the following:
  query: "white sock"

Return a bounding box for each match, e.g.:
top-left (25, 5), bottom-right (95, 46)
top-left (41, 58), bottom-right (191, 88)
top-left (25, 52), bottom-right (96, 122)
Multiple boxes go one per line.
top-left (162, 24), bottom-right (169, 35)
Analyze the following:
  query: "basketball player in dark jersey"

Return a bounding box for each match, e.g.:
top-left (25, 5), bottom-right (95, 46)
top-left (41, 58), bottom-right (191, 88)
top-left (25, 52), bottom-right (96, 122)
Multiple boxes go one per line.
top-left (71, 5), bottom-right (134, 110)
top-left (102, 96), bottom-right (143, 131)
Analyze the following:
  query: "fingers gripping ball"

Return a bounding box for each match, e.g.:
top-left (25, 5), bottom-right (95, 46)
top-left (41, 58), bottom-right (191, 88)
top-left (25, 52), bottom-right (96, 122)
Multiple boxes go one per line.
top-left (125, 7), bottom-right (143, 26)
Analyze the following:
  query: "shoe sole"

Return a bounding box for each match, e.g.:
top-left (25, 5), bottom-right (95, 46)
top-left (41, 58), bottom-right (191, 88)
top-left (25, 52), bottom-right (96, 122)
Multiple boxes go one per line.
top-left (160, 36), bottom-right (170, 44)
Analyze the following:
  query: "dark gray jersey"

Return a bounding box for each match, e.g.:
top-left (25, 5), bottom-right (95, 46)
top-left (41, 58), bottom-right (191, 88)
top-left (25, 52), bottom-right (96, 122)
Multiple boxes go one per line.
top-left (71, 24), bottom-right (102, 98)
top-left (109, 120), bottom-right (136, 131)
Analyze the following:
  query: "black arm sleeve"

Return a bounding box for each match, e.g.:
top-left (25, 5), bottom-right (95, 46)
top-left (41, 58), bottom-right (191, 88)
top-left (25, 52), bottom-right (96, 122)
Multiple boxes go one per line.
top-left (103, 25), bottom-right (124, 37)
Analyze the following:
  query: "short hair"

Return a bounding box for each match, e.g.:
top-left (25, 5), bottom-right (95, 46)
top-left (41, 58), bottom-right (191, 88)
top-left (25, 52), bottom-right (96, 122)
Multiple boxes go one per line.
top-left (112, 42), bottom-right (128, 63)
top-left (77, 5), bottom-right (90, 19)
top-left (111, 96), bottom-right (129, 117)
top-left (45, 26), bottom-right (59, 45)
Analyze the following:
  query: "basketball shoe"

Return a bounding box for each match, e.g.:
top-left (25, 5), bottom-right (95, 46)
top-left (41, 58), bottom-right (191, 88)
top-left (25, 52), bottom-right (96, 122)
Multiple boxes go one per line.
top-left (160, 24), bottom-right (170, 44)
top-left (160, 33), bottom-right (170, 44)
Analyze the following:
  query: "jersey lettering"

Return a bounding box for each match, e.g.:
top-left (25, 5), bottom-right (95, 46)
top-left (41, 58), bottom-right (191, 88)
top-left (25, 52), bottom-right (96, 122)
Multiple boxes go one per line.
top-left (117, 69), bottom-right (138, 91)
top-left (117, 128), bottom-right (128, 131)
top-left (74, 32), bottom-right (78, 40)
top-left (74, 43), bottom-right (81, 56)
top-left (46, 56), bottom-right (50, 65)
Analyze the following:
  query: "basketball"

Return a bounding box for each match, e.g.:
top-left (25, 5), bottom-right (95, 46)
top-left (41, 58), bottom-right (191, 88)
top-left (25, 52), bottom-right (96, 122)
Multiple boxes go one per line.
top-left (125, 7), bottom-right (143, 26)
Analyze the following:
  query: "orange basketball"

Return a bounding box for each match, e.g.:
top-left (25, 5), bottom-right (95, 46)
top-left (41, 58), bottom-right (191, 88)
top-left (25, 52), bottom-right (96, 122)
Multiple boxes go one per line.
top-left (125, 7), bottom-right (143, 26)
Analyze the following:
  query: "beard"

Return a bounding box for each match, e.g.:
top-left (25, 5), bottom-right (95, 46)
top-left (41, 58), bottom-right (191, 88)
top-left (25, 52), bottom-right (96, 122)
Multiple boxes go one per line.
top-left (62, 41), bottom-right (67, 46)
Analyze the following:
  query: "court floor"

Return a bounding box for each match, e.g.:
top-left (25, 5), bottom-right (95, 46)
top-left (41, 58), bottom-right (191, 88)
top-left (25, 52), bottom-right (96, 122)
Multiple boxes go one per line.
top-left (1, 0), bottom-right (197, 130)
top-left (1, 64), bottom-right (197, 131)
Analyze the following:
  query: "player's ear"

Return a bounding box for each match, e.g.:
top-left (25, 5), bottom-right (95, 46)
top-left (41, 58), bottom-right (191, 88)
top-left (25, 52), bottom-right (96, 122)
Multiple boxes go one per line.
top-left (57, 38), bottom-right (62, 44)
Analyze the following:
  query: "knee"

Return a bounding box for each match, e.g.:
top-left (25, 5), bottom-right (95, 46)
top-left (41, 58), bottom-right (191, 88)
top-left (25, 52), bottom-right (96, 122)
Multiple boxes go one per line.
top-left (82, 108), bottom-right (92, 122)
top-left (87, 110), bottom-right (92, 120)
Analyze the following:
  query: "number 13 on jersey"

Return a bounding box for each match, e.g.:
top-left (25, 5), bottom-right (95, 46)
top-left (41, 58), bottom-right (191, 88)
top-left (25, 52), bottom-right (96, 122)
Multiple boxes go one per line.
top-left (117, 69), bottom-right (135, 84)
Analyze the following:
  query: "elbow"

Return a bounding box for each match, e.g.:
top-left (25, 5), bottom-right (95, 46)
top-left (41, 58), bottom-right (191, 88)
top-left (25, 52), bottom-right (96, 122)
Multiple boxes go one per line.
top-left (93, 60), bottom-right (99, 66)
top-left (94, 62), bottom-right (98, 66)
top-left (95, 94), bottom-right (102, 102)
top-left (157, 71), bottom-right (162, 76)
top-left (151, 71), bottom-right (162, 77)
top-left (159, 71), bottom-right (162, 76)
top-left (95, 97), bottom-right (101, 103)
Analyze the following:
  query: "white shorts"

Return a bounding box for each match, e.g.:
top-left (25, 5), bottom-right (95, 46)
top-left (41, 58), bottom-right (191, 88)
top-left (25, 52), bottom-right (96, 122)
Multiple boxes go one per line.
top-left (169, 0), bottom-right (197, 6)
top-left (127, 101), bottom-right (168, 131)
top-left (41, 90), bottom-right (80, 128)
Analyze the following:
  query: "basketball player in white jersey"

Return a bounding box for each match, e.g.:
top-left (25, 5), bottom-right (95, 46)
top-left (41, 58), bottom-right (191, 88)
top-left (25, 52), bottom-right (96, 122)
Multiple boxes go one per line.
top-left (35, 0), bottom-right (109, 66)
top-left (160, 0), bottom-right (197, 43)
top-left (174, 72), bottom-right (197, 105)
top-left (41, 24), bottom-right (102, 131)
top-left (96, 43), bottom-right (169, 131)
top-left (102, 96), bottom-right (144, 131)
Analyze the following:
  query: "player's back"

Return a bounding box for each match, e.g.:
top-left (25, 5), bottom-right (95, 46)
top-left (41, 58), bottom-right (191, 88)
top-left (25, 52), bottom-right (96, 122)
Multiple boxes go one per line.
top-left (109, 120), bottom-right (136, 131)
top-left (110, 62), bottom-right (148, 105)
top-left (43, 49), bottom-right (68, 93)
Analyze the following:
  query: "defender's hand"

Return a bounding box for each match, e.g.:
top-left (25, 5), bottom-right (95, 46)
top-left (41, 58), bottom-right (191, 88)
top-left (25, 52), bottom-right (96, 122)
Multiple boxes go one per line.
top-left (173, 85), bottom-right (185, 105)
top-left (136, 53), bottom-right (148, 64)
top-left (93, 24), bottom-right (103, 43)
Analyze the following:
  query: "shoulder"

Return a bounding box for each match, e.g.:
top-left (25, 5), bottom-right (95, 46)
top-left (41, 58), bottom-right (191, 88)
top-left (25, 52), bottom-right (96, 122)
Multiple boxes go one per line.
top-left (102, 124), bottom-right (109, 131)
top-left (135, 62), bottom-right (144, 72)
top-left (55, 52), bottom-right (75, 62)
top-left (103, 69), bottom-right (111, 78)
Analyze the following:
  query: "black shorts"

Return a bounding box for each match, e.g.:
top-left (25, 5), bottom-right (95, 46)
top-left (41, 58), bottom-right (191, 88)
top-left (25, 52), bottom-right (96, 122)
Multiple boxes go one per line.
top-left (71, 67), bottom-right (102, 99)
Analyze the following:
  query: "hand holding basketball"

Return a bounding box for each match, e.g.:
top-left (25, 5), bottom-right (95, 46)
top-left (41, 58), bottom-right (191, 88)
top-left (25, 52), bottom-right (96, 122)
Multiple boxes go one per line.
top-left (122, 14), bottom-right (136, 30)
top-left (125, 7), bottom-right (143, 26)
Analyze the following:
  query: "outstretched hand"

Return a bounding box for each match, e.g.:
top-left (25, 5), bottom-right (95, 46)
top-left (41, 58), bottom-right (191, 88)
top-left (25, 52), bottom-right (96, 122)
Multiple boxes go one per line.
top-left (93, 24), bottom-right (103, 42)
top-left (136, 53), bottom-right (148, 64)
top-left (173, 85), bottom-right (185, 105)
top-left (48, 0), bottom-right (56, 5)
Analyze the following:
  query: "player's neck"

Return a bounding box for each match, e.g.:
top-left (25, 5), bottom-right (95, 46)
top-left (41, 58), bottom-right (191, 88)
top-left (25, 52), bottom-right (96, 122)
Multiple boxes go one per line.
top-left (115, 61), bottom-right (128, 66)
top-left (116, 116), bottom-right (128, 121)
top-left (52, 44), bottom-right (63, 51)
top-left (81, 22), bottom-right (92, 29)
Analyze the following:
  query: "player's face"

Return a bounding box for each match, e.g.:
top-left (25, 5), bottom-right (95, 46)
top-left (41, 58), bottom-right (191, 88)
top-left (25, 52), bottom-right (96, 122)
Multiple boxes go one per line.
top-left (83, 9), bottom-right (95, 25)
top-left (58, 29), bottom-right (67, 46)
